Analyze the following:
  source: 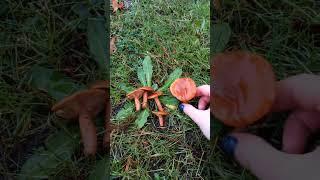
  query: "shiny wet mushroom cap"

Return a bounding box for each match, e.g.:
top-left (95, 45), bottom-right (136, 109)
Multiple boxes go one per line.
top-left (169, 78), bottom-right (197, 103)
top-left (127, 89), bottom-right (144, 111)
top-left (212, 51), bottom-right (276, 127)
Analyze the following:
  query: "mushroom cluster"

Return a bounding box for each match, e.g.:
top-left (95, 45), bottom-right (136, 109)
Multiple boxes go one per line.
top-left (51, 80), bottom-right (109, 156)
top-left (127, 88), bottom-right (168, 128)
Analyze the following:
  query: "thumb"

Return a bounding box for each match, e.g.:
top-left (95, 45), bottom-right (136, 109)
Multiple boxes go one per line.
top-left (180, 103), bottom-right (210, 140)
top-left (181, 103), bottom-right (205, 126)
top-left (220, 133), bottom-right (313, 180)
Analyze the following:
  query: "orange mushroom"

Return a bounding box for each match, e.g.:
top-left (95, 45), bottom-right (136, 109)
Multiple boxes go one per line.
top-left (212, 51), bottom-right (276, 127)
top-left (89, 80), bottom-right (108, 90)
top-left (152, 111), bottom-right (168, 128)
top-left (170, 78), bottom-right (197, 103)
top-left (127, 89), bottom-right (144, 111)
top-left (148, 91), bottom-right (164, 111)
top-left (138, 86), bottom-right (154, 109)
top-left (51, 88), bottom-right (106, 156)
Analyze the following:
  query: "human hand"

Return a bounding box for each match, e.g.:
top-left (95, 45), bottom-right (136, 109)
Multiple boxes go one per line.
top-left (220, 74), bottom-right (320, 180)
top-left (179, 85), bottom-right (210, 140)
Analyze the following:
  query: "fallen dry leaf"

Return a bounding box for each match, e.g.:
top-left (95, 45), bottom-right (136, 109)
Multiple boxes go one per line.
top-left (124, 156), bottom-right (133, 172)
top-left (110, 36), bottom-right (117, 54)
top-left (112, 0), bottom-right (124, 13)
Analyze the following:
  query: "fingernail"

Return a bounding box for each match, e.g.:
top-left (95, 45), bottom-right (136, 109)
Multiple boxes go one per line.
top-left (178, 104), bottom-right (184, 111)
top-left (220, 135), bottom-right (238, 156)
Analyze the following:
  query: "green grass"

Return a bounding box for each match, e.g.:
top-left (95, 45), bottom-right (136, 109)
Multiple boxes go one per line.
top-left (110, 0), bottom-right (210, 178)
top-left (212, 0), bottom-right (320, 179)
top-left (0, 1), bottom-right (106, 179)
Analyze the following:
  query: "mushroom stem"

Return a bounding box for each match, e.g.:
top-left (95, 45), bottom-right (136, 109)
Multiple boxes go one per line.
top-left (142, 92), bottom-right (148, 109)
top-left (134, 97), bottom-right (141, 111)
top-left (79, 113), bottom-right (97, 156)
top-left (158, 115), bottom-right (164, 127)
top-left (154, 97), bottom-right (164, 111)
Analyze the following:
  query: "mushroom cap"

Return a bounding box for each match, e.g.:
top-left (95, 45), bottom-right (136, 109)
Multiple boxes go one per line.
top-left (126, 89), bottom-right (144, 99)
top-left (89, 80), bottom-right (108, 90)
top-left (138, 86), bottom-right (154, 91)
top-left (52, 89), bottom-right (106, 120)
top-left (148, 91), bottom-right (163, 99)
top-left (152, 111), bottom-right (168, 116)
top-left (169, 78), bottom-right (197, 103)
top-left (212, 51), bottom-right (276, 127)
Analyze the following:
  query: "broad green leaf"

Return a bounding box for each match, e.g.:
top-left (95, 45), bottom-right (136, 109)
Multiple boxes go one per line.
top-left (88, 17), bottom-right (107, 70)
top-left (137, 67), bottom-right (147, 86)
top-left (28, 66), bottom-right (84, 101)
top-left (18, 128), bottom-right (80, 180)
top-left (143, 56), bottom-right (153, 87)
top-left (212, 23), bottom-right (231, 54)
top-left (135, 109), bottom-right (150, 129)
top-left (158, 68), bottom-right (182, 92)
top-left (118, 83), bottom-right (135, 94)
top-left (159, 96), bottom-right (179, 110)
top-left (114, 102), bottom-right (134, 122)
top-left (89, 158), bottom-right (109, 180)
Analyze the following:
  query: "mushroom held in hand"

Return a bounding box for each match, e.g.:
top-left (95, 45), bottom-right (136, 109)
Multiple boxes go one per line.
top-left (170, 78), bottom-right (197, 103)
top-left (51, 88), bottom-right (107, 156)
top-left (127, 89), bottom-right (144, 111)
top-left (212, 51), bottom-right (276, 127)
top-left (152, 111), bottom-right (168, 128)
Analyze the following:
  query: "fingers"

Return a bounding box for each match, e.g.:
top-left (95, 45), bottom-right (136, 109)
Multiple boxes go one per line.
top-left (271, 74), bottom-right (320, 112)
top-left (198, 96), bottom-right (210, 110)
top-left (196, 85), bottom-right (210, 97)
top-left (180, 104), bottom-right (210, 139)
top-left (220, 133), bottom-right (299, 180)
top-left (181, 104), bottom-right (204, 125)
top-left (283, 110), bottom-right (320, 154)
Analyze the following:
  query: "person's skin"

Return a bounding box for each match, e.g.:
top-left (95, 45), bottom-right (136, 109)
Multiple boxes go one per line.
top-left (182, 74), bottom-right (320, 180)
top-left (179, 85), bottom-right (210, 140)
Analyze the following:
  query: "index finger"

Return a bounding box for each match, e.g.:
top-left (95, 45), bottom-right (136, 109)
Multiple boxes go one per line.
top-left (196, 85), bottom-right (210, 97)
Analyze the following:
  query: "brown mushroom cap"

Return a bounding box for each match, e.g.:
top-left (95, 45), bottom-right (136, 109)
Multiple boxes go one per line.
top-left (126, 89), bottom-right (144, 99)
top-left (89, 80), bottom-right (108, 90)
top-left (152, 111), bottom-right (168, 116)
top-left (51, 89), bottom-right (107, 119)
top-left (212, 51), bottom-right (276, 127)
top-left (138, 86), bottom-right (154, 91)
top-left (169, 78), bottom-right (197, 103)
top-left (148, 91), bottom-right (163, 99)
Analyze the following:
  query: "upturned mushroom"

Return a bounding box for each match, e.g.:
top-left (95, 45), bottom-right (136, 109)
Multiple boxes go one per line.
top-left (148, 91), bottom-right (164, 111)
top-left (127, 89), bottom-right (144, 111)
top-left (138, 86), bottom-right (154, 109)
top-left (152, 111), bottom-right (168, 128)
top-left (51, 88), bottom-right (107, 156)
top-left (170, 78), bottom-right (197, 103)
top-left (212, 51), bottom-right (276, 127)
